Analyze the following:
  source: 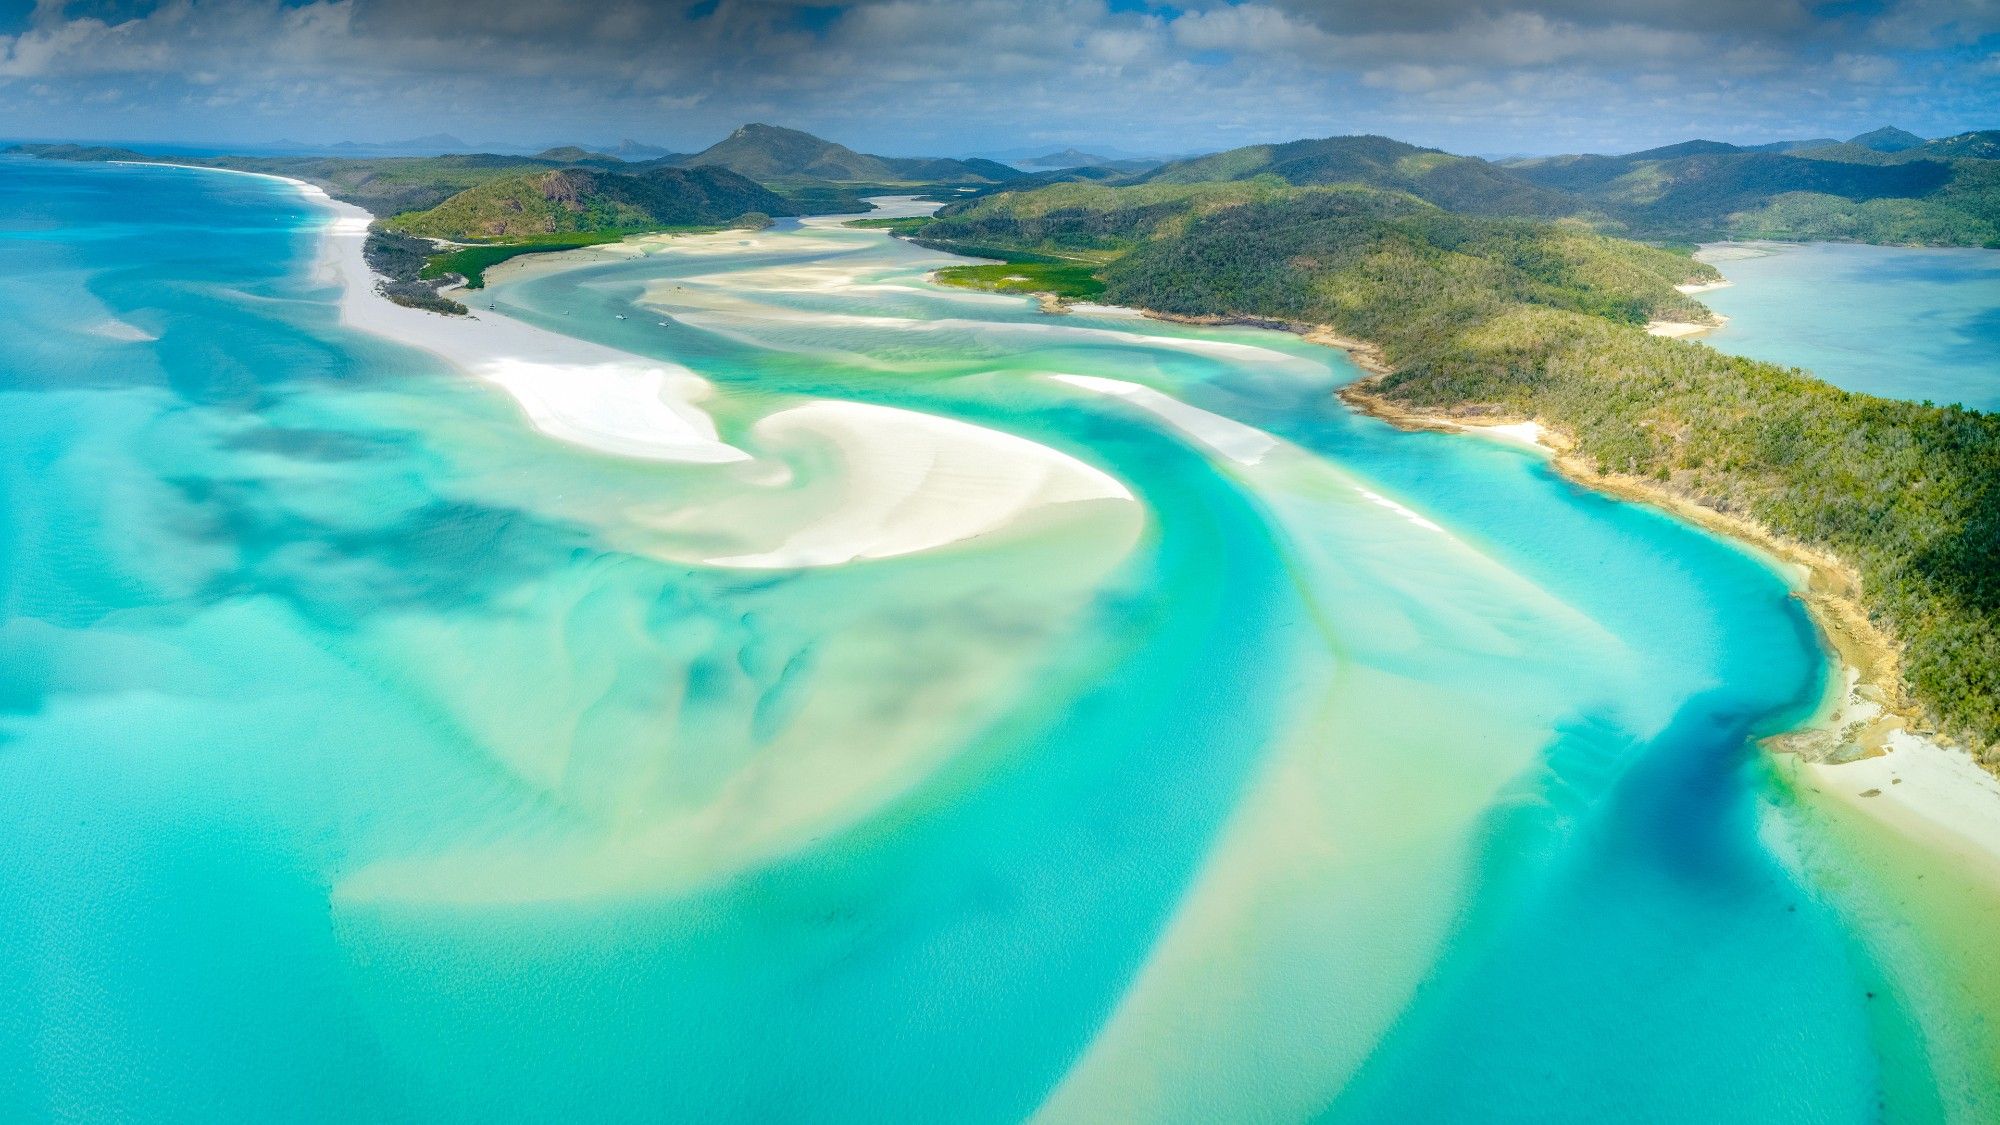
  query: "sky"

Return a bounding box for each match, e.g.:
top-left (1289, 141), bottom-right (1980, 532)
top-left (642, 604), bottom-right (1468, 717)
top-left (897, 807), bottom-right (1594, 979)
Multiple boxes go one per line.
top-left (0, 0), bottom-right (1993, 157)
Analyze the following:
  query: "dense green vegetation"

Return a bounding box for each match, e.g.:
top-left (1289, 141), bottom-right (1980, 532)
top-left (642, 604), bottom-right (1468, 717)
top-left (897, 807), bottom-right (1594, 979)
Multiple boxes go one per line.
top-left (1802, 130), bottom-right (2000, 165)
top-left (920, 179), bottom-right (1305, 250)
top-left (921, 243), bottom-right (1110, 300)
top-left (1727, 191), bottom-right (2000, 246)
top-left (8, 142), bottom-right (150, 163)
top-left (668, 123), bottom-right (1024, 185)
top-left (384, 166), bottom-right (791, 240)
top-left (1366, 314), bottom-right (2000, 758)
top-left (19, 121), bottom-right (2000, 249)
top-left (7, 137), bottom-right (888, 221)
top-left (187, 153), bottom-right (565, 214)
top-left (1504, 132), bottom-right (2000, 246)
top-left (360, 230), bottom-right (467, 314)
top-left (843, 216), bottom-right (930, 232)
top-left (907, 180), bottom-right (2000, 757)
top-left (418, 231), bottom-right (645, 289)
top-left (1136, 134), bottom-right (1584, 218)
top-left (921, 181), bottom-right (1713, 321)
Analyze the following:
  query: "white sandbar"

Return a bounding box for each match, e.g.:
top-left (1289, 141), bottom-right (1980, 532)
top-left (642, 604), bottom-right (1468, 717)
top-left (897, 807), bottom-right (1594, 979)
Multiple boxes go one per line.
top-left (696, 399), bottom-right (1135, 568)
top-left (1047, 373), bottom-right (1278, 465)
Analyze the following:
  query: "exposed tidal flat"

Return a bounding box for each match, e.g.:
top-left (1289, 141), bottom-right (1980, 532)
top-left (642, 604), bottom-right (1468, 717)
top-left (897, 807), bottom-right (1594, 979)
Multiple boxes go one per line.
top-left (2, 158), bottom-right (1998, 1122)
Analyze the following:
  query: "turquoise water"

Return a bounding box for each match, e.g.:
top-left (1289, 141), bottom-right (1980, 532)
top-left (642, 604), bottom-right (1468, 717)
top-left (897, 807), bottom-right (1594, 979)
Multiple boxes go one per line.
top-left (1, 158), bottom-right (1994, 1121)
top-left (1697, 241), bottom-right (2000, 411)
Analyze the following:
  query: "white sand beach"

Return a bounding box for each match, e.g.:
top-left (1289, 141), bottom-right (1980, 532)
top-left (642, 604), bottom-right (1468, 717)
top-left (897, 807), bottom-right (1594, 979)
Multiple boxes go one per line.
top-left (306, 187), bottom-right (751, 465)
top-left (1783, 667), bottom-right (2000, 889)
top-left (1808, 733), bottom-right (2000, 889)
top-left (1675, 280), bottom-right (1735, 295)
top-left (1646, 318), bottom-right (1725, 338)
top-left (118, 163), bottom-right (743, 464)
top-left (1463, 420), bottom-right (1546, 448)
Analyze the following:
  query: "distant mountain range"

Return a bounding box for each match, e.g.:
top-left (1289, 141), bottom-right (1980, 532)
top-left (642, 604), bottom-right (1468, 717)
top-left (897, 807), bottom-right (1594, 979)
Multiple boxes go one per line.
top-left (1502, 126), bottom-right (2000, 243)
top-left (967, 123), bottom-right (1999, 245)
top-left (12, 121), bottom-right (1997, 246)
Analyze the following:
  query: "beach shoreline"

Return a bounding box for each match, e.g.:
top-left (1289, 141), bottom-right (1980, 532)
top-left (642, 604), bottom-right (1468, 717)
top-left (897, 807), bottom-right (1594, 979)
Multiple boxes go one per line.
top-left (121, 161), bottom-right (752, 464)
top-left (1009, 278), bottom-right (2000, 885)
top-left (1645, 315), bottom-right (1728, 339)
top-left (1329, 365), bottom-right (2000, 886)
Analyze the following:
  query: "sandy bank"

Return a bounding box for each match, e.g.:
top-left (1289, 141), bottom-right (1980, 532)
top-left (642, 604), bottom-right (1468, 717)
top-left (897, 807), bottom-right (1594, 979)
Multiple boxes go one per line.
top-left (1675, 280), bottom-right (1735, 295)
top-left (661, 399), bottom-right (1135, 569)
top-left (1796, 723), bottom-right (2000, 893)
top-left (87, 317), bottom-right (157, 342)
top-left (1046, 374), bottom-right (1277, 466)
top-left (1645, 316), bottom-right (1728, 339)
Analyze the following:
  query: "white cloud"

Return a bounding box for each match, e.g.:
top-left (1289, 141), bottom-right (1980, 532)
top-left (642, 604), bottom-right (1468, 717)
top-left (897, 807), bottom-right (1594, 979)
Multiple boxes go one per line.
top-left (0, 0), bottom-right (1985, 155)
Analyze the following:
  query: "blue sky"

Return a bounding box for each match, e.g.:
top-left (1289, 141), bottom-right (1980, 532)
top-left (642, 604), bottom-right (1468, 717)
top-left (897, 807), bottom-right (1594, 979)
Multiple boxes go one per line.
top-left (0, 0), bottom-right (1993, 155)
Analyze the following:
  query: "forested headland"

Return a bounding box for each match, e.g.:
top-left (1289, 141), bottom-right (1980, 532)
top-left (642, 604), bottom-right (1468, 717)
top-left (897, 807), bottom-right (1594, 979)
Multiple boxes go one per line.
top-left (910, 181), bottom-right (2000, 761)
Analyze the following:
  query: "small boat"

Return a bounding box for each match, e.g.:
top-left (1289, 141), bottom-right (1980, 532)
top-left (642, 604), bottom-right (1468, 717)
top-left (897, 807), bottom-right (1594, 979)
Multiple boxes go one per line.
top-left (615, 314), bottom-right (627, 320)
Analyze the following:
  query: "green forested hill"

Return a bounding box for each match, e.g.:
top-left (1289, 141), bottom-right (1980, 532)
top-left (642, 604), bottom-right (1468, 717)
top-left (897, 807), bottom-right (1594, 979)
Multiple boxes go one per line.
top-left (908, 180), bottom-right (2000, 756)
top-left (1505, 138), bottom-right (2000, 245)
top-left (9, 142), bottom-right (151, 162)
top-left (670, 123), bottom-right (1025, 185)
top-left (1059, 129), bottom-right (2000, 247)
top-left (189, 153), bottom-right (568, 215)
top-left (919, 179), bottom-right (1318, 249)
top-left (19, 121), bottom-right (1998, 246)
top-left (384, 166), bottom-right (793, 239)
top-left (10, 124), bottom-right (1026, 221)
top-left (1135, 134), bottom-right (1582, 217)
top-left (674, 123), bottom-right (899, 181)
top-left (5, 143), bottom-right (571, 214)
top-left (922, 181), bottom-right (1708, 322)
top-left (1849, 126), bottom-right (1929, 153)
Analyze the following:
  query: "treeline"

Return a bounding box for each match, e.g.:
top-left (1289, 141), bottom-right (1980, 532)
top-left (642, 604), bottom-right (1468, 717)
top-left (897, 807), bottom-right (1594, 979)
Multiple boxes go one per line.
top-left (1365, 310), bottom-right (1999, 754)
top-left (913, 182), bottom-right (2000, 756)
top-left (362, 231), bottom-right (467, 315)
top-left (384, 167), bottom-right (791, 240)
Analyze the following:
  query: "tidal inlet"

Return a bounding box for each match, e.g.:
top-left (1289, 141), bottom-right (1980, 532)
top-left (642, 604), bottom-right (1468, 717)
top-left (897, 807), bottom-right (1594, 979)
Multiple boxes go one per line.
top-left (3, 4), bottom-right (2000, 1123)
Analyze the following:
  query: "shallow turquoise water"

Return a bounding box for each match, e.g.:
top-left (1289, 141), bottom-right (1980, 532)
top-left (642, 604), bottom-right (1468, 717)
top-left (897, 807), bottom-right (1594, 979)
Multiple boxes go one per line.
top-left (1698, 241), bottom-right (2000, 411)
top-left (0, 159), bottom-right (1992, 1121)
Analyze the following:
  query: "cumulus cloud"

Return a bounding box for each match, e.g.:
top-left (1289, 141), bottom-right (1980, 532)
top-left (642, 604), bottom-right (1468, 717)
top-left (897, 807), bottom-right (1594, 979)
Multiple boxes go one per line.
top-left (0, 0), bottom-right (1990, 154)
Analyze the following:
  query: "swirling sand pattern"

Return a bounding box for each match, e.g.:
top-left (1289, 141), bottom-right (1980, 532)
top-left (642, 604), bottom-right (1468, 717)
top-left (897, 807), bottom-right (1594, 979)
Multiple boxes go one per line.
top-left (0, 161), bottom-right (1996, 1123)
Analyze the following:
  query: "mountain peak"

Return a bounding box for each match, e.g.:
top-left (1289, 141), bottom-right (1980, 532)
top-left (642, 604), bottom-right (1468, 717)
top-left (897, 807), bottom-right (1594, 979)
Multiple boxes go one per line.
top-left (1848, 126), bottom-right (1927, 152)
